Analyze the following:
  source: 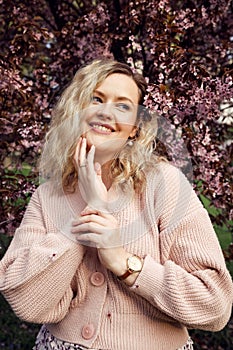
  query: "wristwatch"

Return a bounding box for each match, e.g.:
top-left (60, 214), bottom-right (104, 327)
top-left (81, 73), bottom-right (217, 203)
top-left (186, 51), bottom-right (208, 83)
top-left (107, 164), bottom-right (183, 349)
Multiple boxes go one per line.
top-left (118, 255), bottom-right (143, 281)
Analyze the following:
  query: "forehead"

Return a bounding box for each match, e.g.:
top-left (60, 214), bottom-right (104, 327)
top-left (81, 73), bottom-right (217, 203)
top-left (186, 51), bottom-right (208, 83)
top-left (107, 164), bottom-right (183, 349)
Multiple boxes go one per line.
top-left (95, 73), bottom-right (140, 104)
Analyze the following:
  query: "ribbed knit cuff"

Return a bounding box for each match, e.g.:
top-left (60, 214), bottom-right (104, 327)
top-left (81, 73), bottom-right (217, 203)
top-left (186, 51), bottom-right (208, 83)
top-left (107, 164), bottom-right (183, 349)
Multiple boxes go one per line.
top-left (129, 255), bottom-right (165, 302)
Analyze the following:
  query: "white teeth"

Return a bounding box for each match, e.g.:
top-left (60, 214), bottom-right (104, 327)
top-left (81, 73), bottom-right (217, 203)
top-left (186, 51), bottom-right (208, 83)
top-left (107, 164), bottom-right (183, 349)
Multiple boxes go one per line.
top-left (92, 124), bottom-right (112, 132)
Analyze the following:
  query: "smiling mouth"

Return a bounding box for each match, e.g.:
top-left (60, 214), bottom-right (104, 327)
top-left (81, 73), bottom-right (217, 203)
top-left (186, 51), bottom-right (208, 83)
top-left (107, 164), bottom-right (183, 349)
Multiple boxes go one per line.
top-left (89, 122), bottom-right (115, 133)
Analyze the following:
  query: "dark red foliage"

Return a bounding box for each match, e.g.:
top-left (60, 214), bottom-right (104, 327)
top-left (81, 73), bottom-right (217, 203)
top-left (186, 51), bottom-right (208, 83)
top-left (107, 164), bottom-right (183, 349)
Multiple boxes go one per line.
top-left (0, 0), bottom-right (232, 239)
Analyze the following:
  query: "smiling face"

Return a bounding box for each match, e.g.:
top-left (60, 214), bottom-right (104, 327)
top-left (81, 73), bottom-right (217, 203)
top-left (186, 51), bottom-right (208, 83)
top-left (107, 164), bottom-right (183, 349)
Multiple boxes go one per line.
top-left (82, 73), bottom-right (140, 163)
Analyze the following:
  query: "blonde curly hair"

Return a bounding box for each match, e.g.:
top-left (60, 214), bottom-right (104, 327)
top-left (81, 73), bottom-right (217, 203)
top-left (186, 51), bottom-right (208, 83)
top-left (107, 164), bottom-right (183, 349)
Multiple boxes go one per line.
top-left (39, 59), bottom-right (161, 192)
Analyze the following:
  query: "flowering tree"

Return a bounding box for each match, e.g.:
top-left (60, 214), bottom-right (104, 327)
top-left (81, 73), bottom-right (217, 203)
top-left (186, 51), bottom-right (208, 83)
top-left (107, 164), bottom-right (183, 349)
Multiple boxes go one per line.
top-left (0, 0), bottom-right (233, 347)
top-left (0, 0), bottom-right (232, 244)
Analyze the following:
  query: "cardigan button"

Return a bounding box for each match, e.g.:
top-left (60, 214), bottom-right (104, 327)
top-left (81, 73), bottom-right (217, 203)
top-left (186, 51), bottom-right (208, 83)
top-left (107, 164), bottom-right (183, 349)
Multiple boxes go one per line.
top-left (90, 272), bottom-right (105, 286)
top-left (81, 324), bottom-right (95, 340)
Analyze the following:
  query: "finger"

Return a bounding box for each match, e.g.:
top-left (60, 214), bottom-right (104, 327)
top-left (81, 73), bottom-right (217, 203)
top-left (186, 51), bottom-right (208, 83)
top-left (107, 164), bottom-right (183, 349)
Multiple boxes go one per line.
top-left (75, 233), bottom-right (118, 249)
top-left (75, 233), bottom-right (101, 247)
top-left (94, 162), bottom-right (102, 177)
top-left (80, 206), bottom-right (99, 216)
top-left (71, 222), bottom-right (104, 234)
top-left (74, 233), bottom-right (99, 248)
top-left (72, 214), bottom-right (106, 226)
top-left (86, 145), bottom-right (95, 170)
top-left (74, 138), bottom-right (82, 168)
top-left (72, 214), bottom-right (106, 227)
top-left (81, 208), bottom-right (115, 222)
top-left (79, 137), bottom-right (87, 166)
top-left (95, 210), bottom-right (116, 221)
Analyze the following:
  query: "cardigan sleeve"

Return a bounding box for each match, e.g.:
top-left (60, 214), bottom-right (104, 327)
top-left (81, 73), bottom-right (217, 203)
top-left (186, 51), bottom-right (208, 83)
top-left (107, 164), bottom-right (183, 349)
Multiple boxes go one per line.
top-left (0, 185), bottom-right (86, 324)
top-left (129, 163), bottom-right (233, 331)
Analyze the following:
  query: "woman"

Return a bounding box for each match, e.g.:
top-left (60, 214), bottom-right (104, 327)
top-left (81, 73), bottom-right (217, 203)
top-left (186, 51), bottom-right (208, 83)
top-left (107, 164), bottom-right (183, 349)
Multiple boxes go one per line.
top-left (0, 59), bottom-right (232, 350)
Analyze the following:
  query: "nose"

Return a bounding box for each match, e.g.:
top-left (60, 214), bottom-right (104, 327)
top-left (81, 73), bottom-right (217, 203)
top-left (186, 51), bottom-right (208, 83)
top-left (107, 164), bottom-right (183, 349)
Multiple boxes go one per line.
top-left (96, 103), bottom-right (113, 120)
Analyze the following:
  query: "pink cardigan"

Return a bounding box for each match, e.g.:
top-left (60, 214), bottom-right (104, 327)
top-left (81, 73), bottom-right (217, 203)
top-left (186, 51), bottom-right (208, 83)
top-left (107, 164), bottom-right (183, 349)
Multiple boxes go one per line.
top-left (0, 163), bottom-right (232, 350)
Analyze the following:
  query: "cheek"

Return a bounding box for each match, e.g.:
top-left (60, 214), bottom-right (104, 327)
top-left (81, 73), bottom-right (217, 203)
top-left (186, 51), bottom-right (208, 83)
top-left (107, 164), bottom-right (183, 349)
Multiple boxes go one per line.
top-left (117, 113), bottom-right (137, 129)
top-left (82, 105), bottom-right (98, 122)
top-left (124, 112), bottom-right (137, 129)
top-left (119, 122), bottom-right (137, 136)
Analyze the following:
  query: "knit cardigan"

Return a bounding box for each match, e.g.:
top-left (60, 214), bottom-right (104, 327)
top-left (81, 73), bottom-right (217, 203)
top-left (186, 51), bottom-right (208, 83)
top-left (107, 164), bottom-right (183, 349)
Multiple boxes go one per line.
top-left (0, 163), bottom-right (232, 350)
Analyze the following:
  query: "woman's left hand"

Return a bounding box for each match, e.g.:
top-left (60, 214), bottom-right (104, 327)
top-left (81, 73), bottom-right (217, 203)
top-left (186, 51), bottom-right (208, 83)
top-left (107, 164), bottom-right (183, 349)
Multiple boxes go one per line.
top-left (71, 207), bottom-right (130, 273)
top-left (74, 137), bottom-right (108, 211)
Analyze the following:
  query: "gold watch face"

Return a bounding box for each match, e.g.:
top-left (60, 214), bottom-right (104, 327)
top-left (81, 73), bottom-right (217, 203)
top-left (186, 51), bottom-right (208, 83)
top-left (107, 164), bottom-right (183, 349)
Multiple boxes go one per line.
top-left (128, 255), bottom-right (142, 272)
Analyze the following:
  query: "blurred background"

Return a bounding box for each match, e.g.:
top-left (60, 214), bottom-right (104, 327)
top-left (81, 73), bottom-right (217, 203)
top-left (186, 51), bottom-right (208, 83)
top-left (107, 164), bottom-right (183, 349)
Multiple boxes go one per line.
top-left (0, 1), bottom-right (232, 349)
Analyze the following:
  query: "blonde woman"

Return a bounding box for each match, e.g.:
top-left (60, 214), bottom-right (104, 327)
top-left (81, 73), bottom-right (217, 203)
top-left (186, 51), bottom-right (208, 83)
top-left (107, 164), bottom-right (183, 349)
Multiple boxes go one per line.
top-left (0, 59), bottom-right (232, 350)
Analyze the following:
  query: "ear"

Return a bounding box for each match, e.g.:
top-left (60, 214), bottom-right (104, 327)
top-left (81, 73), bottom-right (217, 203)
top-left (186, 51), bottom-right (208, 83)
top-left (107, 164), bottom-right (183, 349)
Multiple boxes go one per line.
top-left (129, 126), bottom-right (138, 138)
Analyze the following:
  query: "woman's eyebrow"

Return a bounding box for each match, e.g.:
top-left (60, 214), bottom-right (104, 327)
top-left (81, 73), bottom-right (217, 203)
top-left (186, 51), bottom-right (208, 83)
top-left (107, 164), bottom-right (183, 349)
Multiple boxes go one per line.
top-left (116, 96), bottom-right (135, 105)
top-left (94, 89), bottom-right (135, 105)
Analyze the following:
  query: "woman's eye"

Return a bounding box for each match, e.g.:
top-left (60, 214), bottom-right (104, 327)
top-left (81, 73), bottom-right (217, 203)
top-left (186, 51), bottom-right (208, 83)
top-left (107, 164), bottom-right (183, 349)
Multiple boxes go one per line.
top-left (91, 96), bottom-right (102, 103)
top-left (117, 103), bottom-right (130, 111)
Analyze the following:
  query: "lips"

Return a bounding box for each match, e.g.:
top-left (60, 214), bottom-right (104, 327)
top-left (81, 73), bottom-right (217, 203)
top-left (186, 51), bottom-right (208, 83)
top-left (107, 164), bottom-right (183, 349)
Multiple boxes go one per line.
top-left (89, 122), bottom-right (115, 133)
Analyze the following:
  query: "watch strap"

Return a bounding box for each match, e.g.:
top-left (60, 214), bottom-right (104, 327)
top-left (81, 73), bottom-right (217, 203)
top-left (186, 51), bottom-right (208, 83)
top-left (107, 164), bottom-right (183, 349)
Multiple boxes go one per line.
top-left (117, 255), bottom-right (142, 281)
top-left (117, 269), bottom-right (132, 281)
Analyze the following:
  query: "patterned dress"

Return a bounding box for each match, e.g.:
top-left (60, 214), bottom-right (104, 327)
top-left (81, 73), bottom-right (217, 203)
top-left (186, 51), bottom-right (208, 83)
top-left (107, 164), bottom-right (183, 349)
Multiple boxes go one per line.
top-left (33, 325), bottom-right (194, 350)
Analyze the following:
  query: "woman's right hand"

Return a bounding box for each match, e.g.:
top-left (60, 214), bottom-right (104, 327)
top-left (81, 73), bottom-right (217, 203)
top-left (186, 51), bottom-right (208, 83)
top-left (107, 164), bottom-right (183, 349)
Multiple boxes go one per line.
top-left (74, 137), bottom-right (108, 211)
